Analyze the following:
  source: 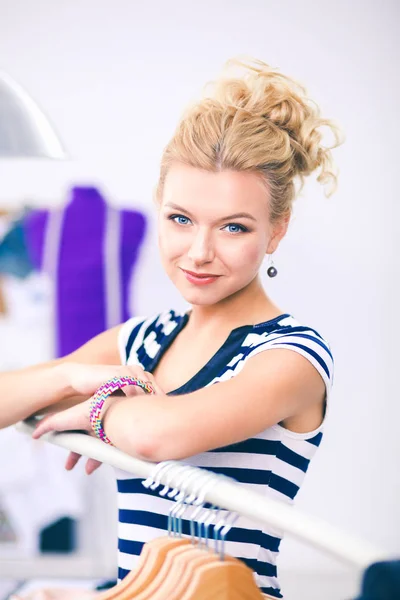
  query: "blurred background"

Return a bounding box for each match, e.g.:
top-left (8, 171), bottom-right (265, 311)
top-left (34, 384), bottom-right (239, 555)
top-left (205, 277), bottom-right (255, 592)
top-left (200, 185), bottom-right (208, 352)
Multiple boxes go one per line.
top-left (0, 1), bottom-right (399, 599)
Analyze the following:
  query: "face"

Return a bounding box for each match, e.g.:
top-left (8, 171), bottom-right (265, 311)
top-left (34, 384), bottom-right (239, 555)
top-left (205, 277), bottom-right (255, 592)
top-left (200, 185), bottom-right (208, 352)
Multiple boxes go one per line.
top-left (157, 163), bottom-right (286, 306)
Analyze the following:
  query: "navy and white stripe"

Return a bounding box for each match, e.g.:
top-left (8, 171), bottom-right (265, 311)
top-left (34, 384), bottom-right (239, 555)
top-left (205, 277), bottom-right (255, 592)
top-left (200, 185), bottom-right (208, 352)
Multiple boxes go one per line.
top-left (116, 309), bottom-right (334, 598)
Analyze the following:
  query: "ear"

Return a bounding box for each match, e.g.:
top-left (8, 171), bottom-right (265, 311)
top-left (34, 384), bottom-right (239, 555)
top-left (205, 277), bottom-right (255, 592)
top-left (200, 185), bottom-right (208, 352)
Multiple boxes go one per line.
top-left (266, 213), bottom-right (290, 255)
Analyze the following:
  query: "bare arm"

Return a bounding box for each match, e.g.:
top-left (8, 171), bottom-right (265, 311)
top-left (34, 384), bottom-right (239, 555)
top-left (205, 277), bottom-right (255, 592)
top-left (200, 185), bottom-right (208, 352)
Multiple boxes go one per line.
top-left (31, 345), bottom-right (328, 466)
top-left (0, 325), bottom-right (122, 430)
top-left (102, 348), bottom-right (327, 461)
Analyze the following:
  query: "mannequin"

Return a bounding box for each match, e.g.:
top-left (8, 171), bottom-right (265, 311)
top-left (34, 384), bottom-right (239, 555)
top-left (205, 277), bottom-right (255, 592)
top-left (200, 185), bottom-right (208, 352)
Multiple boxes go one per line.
top-left (24, 186), bottom-right (147, 357)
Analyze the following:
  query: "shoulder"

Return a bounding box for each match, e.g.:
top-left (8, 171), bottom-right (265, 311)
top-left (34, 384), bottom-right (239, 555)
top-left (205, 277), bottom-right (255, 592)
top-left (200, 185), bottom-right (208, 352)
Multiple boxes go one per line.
top-left (240, 313), bottom-right (334, 394)
top-left (245, 314), bottom-right (333, 358)
top-left (118, 308), bottom-right (187, 365)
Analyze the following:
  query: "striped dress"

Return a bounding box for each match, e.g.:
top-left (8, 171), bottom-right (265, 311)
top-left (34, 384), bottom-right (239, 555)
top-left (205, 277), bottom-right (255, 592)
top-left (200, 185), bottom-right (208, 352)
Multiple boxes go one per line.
top-left (116, 309), bottom-right (334, 598)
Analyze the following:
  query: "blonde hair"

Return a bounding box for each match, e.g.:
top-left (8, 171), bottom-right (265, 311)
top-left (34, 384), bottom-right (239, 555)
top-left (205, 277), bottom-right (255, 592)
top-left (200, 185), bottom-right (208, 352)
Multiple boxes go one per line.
top-left (156, 57), bottom-right (343, 222)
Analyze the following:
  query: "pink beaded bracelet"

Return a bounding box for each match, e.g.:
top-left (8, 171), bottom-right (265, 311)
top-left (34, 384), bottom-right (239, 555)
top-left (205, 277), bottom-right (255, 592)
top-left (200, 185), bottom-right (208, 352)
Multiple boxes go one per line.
top-left (89, 376), bottom-right (155, 445)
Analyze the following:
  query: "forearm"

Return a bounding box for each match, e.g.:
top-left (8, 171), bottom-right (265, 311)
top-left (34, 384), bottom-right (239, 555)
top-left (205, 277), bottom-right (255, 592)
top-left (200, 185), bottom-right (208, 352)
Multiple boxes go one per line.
top-left (103, 395), bottom-right (175, 461)
top-left (100, 373), bottom-right (293, 462)
top-left (102, 393), bottom-right (208, 461)
top-left (30, 393), bottom-right (91, 417)
top-left (0, 363), bottom-right (74, 429)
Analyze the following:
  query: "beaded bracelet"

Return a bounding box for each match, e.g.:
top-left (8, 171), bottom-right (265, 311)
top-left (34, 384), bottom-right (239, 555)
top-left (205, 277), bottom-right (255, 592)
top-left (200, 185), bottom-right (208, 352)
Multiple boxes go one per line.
top-left (89, 376), bottom-right (155, 445)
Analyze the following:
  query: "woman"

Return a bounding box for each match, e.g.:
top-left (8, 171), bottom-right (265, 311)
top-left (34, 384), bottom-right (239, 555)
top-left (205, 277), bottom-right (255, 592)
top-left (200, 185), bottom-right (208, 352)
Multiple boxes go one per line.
top-left (5, 57), bottom-right (341, 599)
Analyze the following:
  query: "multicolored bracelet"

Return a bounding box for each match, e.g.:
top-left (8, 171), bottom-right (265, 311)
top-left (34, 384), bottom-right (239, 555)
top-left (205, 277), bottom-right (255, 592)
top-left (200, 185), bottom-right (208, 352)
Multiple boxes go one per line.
top-left (89, 376), bottom-right (155, 445)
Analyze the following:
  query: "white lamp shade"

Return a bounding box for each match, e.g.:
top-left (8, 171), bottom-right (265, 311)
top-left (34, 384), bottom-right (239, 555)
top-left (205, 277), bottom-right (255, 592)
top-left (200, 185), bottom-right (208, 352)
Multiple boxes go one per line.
top-left (0, 71), bottom-right (67, 159)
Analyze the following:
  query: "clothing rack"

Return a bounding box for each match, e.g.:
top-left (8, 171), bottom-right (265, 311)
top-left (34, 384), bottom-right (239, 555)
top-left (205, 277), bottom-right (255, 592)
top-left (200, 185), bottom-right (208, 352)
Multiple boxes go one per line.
top-left (16, 420), bottom-right (389, 575)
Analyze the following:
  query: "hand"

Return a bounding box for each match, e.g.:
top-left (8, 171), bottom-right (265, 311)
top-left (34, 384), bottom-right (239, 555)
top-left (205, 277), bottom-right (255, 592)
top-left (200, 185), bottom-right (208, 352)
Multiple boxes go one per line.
top-left (31, 399), bottom-right (102, 474)
top-left (10, 588), bottom-right (97, 599)
top-left (32, 364), bottom-right (165, 474)
top-left (32, 399), bottom-right (92, 439)
top-left (64, 363), bottom-right (164, 398)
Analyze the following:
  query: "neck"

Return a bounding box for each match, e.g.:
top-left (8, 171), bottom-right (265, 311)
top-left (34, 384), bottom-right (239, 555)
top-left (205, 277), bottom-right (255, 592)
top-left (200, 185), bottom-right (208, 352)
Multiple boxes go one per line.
top-left (186, 276), bottom-right (282, 334)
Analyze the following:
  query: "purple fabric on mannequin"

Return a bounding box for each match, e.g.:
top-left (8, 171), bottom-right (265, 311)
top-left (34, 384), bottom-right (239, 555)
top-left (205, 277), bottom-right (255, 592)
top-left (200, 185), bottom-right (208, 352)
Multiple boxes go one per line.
top-left (24, 186), bottom-right (147, 358)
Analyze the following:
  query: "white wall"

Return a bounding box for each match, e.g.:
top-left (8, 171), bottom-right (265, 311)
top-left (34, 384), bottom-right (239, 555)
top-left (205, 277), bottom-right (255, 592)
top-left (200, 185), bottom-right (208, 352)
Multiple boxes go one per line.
top-left (0, 0), bottom-right (399, 586)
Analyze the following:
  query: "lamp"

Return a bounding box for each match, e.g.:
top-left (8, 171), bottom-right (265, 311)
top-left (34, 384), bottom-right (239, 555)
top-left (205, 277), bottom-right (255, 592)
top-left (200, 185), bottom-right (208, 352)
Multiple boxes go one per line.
top-left (0, 71), bottom-right (67, 159)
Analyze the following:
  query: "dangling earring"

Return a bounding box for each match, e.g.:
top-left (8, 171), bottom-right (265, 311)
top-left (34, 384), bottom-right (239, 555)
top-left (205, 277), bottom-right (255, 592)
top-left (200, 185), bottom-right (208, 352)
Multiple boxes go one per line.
top-left (267, 254), bottom-right (278, 278)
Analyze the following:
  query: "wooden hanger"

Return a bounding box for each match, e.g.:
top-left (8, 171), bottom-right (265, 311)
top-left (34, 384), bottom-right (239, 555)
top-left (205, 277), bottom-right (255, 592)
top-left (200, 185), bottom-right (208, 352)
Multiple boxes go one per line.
top-left (113, 543), bottom-right (200, 600)
top-left (179, 557), bottom-right (265, 600)
top-left (151, 546), bottom-right (235, 600)
top-left (113, 539), bottom-right (264, 600)
top-left (152, 540), bottom-right (265, 600)
top-left (132, 544), bottom-right (222, 600)
top-left (101, 533), bottom-right (264, 600)
top-left (97, 537), bottom-right (191, 599)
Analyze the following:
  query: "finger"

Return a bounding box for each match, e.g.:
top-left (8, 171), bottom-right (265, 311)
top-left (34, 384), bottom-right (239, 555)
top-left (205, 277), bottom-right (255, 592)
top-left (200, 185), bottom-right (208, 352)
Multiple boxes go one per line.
top-left (142, 371), bottom-right (164, 395)
top-left (123, 385), bottom-right (142, 397)
top-left (146, 371), bottom-right (165, 395)
top-left (32, 415), bottom-right (59, 439)
top-left (85, 458), bottom-right (103, 475)
top-left (125, 365), bottom-right (149, 382)
top-left (128, 368), bottom-right (162, 395)
top-left (133, 377), bottom-right (162, 396)
top-left (65, 451), bottom-right (82, 471)
top-left (110, 365), bottom-right (145, 397)
top-left (123, 366), bottom-right (149, 396)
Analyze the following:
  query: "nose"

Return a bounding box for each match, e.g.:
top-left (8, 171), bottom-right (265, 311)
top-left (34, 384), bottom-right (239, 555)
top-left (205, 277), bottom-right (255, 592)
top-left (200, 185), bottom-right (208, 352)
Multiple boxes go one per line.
top-left (187, 228), bottom-right (215, 266)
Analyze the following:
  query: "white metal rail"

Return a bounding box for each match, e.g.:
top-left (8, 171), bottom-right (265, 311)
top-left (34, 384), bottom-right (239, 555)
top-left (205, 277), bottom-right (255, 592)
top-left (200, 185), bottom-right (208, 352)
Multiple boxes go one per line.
top-left (16, 420), bottom-right (389, 573)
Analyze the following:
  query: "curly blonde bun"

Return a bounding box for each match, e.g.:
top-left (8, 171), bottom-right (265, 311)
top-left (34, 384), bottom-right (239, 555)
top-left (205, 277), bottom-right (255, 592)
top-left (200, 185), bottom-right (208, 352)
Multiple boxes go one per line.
top-left (157, 57), bottom-right (343, 221)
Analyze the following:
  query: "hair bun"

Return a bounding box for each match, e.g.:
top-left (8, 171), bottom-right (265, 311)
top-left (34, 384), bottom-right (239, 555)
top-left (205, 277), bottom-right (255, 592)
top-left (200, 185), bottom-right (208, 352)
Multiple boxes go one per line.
top-left (208, 57), bottom-right (343, 195)
top-left (157, 56), bottom-right (343, 221)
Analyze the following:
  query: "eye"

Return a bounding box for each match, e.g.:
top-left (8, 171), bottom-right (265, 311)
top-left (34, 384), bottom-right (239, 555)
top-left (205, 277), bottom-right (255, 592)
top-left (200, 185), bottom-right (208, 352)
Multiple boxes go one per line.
top-left (168, 214), bottom-right (192, 226)
top-left (222, 223), bottom-right (249, 234)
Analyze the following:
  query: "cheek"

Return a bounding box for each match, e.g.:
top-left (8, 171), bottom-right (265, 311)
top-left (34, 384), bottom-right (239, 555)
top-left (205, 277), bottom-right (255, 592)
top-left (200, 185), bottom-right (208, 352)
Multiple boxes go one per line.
top-left (222, 237), bottom-right (265, 270)
top-left (158, 223), bottom-right (185, 260)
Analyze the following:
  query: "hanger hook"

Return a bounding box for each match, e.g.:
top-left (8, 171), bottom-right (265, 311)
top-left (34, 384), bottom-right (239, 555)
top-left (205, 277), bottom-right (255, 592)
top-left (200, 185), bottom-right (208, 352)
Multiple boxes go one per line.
top-left (142, 460), bottom-right (176, 491)
top-left (172, 469), bottom-right (216, 544)
top-left (202, 505), bottom-right (221, 550)
top-left (169, 497), bottom-right (185, 537)
top-left (166, 466), bottom-right (200, 536)
top-left (219, 512), bottom-right (239, 560)
top-left (214, 510), bottom-right (239, 560)
top-left (163, 465), bottom-right (211, 537)
top-left (171, 468), bottom-right (207, 537)
top-left (187, 471), bottom-right (233, 551)
top-left (196, 502), bottom-right (219, 549)
top-left (167, 465), bottom-right (199, 500)
top-left (159, 464), bottom-right (188, 497)
top-left (187, 471), bottom-right (221, 545)
top-left (161, 464), bottom-right (193, 536)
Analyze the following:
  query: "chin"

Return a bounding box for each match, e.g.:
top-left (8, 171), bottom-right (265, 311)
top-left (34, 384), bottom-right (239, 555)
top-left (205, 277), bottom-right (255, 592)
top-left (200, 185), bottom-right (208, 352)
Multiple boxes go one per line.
top-left (177, 282), bottom-right (242, 307)
top-left (179, 289), bottom-right (220, 306)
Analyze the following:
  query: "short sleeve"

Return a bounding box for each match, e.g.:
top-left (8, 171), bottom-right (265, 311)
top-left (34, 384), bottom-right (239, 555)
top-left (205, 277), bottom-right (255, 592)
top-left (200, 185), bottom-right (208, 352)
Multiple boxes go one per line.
top-left (246, 327), bottom-right (334, 401)
top-left (118, 316), bottom-right (146, 365)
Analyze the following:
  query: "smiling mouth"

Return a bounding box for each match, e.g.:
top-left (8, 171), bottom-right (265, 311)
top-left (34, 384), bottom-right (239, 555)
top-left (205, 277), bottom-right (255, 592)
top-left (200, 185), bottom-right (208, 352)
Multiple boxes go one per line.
top-left (182, 269), bottom-right (220, 278)
top-left (181, 269), bottom-right (221, 285)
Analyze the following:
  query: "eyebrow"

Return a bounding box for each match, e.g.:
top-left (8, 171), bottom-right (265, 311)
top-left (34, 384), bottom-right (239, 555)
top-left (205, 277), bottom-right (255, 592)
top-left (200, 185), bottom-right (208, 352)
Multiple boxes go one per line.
top-left (164, 203), bottom-right (257, 223)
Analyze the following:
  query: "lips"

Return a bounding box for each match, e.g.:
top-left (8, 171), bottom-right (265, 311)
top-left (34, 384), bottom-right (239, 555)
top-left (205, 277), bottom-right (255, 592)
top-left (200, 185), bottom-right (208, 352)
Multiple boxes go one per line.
top-left (181, 269), bottom-right (221, 286)
top-left (183, 269), bottom-right (219, 278)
